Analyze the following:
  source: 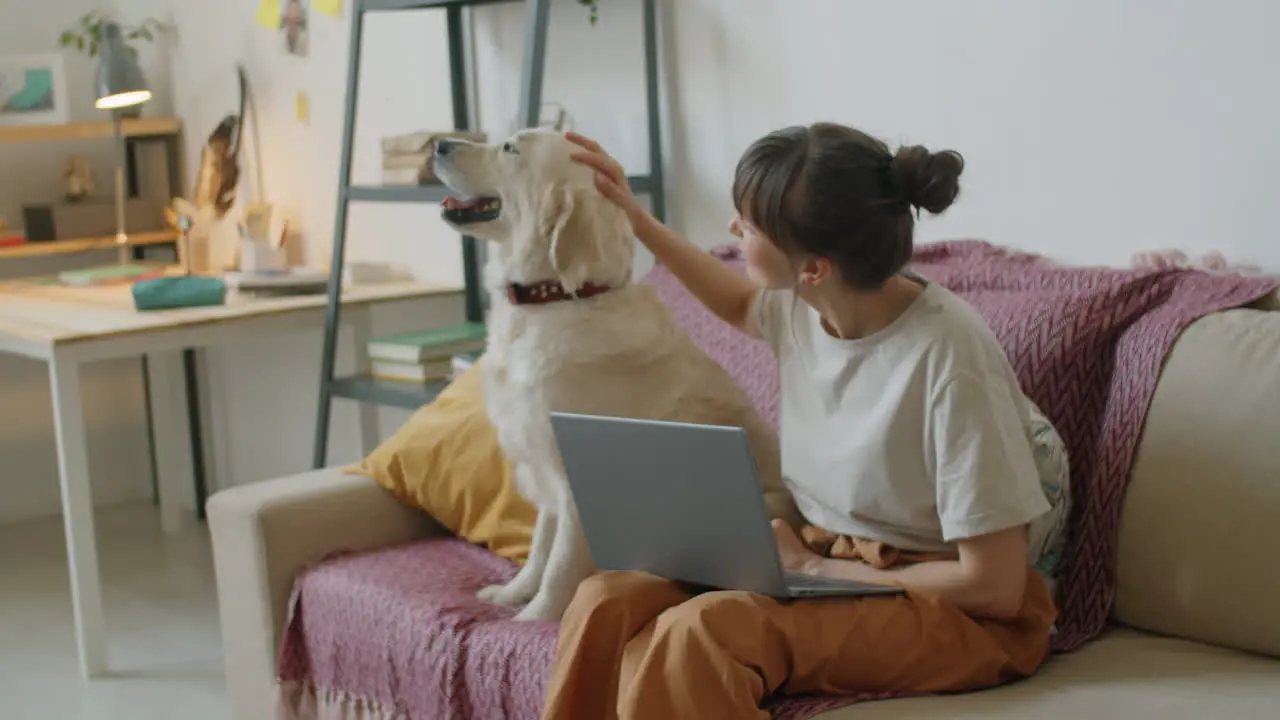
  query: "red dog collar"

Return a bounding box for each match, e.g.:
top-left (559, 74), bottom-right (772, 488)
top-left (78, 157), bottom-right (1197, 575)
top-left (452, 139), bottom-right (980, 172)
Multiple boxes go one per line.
top-left (507, 280), bottom-right (612, 305)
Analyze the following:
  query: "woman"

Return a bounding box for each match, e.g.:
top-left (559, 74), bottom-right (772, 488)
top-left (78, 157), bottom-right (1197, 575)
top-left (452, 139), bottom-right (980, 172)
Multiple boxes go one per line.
top-left (542, 124), bottom-right (1059, 719)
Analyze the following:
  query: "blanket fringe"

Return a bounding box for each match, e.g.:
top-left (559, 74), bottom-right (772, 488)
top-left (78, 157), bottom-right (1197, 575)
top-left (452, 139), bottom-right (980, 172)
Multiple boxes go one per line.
top-left (277, 680), bottom-right (397, 720)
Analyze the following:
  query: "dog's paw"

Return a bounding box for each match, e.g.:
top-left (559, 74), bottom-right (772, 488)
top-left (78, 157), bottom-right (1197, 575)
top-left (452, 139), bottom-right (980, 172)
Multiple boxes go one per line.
top-left (513, 597), bottom-right (565, 622)
top-left (476, 583), bottom-right (533, 608)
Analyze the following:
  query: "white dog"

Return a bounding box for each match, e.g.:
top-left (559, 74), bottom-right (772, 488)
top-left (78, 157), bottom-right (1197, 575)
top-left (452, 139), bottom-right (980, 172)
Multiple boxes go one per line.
top-left (432, 129), bottom-right (799, 621)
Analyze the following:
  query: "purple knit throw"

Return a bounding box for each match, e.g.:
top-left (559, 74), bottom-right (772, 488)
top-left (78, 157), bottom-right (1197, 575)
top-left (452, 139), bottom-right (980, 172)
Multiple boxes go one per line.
top-left (278, 240), bottom-right (1277, 719)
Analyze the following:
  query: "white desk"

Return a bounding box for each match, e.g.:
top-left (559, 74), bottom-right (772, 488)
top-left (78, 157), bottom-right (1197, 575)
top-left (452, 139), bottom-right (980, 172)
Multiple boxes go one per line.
top-left (0, 277), bottom-right (459, 679)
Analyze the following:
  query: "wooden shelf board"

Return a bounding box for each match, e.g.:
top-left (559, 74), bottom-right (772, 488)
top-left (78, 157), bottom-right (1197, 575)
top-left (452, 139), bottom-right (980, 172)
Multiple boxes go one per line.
top-left (0, 230), bottom-right (179, 260)
top-left (329, 374), bottom-right (450, 410)
top-left (0, 117), bottom-right (182, 145)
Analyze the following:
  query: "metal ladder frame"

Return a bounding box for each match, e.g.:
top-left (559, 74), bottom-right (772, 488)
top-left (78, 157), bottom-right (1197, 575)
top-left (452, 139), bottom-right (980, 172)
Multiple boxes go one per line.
top-left (312, 0), bottom-right (665, 468)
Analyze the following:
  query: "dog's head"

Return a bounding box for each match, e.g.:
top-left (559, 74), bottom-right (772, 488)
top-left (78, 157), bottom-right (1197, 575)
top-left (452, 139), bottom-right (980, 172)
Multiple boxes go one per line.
top-left (432, 128), bottom-right (633, 292)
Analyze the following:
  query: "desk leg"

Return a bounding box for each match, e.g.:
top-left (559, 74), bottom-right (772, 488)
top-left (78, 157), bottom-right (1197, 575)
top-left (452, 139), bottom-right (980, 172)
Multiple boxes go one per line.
top-left (48, 354), bottom-right (108, 679)
top-left (183, 349), bottom-right (209, 519)
top-left (145, 351), bottom-right (194, 536)
top-left (350, 306), bottom-right (380, 456)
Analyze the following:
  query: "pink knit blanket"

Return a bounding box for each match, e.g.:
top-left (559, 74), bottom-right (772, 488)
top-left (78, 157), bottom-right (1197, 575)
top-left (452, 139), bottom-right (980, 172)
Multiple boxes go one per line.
top-left (278, 240), bottom-right (1276, 719)
top-left (907, 241), bottom-right (1275, 650)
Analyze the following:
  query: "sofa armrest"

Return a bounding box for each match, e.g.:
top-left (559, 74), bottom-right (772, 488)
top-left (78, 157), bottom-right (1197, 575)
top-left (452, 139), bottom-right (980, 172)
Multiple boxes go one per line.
top-left (208, 467), bottom-right (446, 720)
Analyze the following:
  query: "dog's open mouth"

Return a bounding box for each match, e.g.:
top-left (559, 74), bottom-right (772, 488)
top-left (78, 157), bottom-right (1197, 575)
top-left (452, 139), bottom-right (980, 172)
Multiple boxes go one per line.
top-left (442, 196), bottom-right (502, 225)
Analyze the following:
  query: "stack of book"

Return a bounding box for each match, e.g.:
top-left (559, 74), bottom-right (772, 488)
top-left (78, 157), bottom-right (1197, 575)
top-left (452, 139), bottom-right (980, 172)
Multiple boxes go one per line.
top-left (450, 349), bottom-right (481, 377)
top-left (380, 130), bottom-right (487, 186)
top-left (367, 322), bottom-right (486, 383)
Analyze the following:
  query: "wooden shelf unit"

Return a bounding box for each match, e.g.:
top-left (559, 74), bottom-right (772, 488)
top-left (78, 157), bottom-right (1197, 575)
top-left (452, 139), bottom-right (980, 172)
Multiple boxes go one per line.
top-left (0, 116), bottom-right (184, 261)
top-left (0, 117), bottom-right (183, 145)
top-left (0, 230), bottom-right (180, 260)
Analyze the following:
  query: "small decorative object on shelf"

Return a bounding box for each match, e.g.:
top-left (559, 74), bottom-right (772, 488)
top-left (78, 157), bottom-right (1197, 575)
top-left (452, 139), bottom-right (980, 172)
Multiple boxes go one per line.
top-left (63, 155), bottom-right (96, 202)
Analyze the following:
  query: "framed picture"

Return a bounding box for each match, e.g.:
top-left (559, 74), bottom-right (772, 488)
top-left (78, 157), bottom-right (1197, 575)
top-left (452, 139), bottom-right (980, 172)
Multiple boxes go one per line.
top-left (0, 53), bottom-right (71, 126)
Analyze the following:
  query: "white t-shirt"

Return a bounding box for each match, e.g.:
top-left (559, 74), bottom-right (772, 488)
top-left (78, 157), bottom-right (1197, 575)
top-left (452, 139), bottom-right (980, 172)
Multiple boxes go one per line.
top-left (755, 280), bottom-right (1051, 554)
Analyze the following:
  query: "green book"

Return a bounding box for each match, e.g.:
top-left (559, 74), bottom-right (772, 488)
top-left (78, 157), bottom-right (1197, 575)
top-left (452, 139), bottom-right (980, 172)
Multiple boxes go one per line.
top-left (367, 322), bottom-right (487, 363)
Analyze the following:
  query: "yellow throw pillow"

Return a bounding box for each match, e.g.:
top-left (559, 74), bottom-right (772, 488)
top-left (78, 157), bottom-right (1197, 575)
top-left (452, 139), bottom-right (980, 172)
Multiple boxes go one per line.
top-left (348, 361), bottom-right (537, 564)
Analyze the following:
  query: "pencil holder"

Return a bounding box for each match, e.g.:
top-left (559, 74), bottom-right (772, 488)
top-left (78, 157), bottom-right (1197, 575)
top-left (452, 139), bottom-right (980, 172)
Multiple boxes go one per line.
top-left (240, 237), bottom-right (287, 273)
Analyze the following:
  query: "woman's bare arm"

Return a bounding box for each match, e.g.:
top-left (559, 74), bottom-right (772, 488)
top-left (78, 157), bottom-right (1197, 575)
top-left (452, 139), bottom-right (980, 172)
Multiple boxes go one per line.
top-left (775, 519), bottom-right (1031, 621)
top-left (566, 132), bottom-right (761, 335)
top-left (811, 525), bottom-right (1031, 620)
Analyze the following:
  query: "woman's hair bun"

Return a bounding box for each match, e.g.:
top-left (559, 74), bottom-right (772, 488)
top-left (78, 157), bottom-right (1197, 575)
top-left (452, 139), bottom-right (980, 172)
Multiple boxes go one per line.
top-left (890, 145), bottom-right (965, 215)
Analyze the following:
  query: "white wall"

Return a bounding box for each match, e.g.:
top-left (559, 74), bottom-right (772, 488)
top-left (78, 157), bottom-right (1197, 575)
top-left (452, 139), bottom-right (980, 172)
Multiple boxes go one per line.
top-left (471, 0), bottom-right (1280, 272)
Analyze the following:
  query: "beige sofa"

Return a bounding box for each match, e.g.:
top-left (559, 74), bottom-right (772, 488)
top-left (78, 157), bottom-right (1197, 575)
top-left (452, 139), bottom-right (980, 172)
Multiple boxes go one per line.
top-left (210, 307), bottom-right (1280, 719)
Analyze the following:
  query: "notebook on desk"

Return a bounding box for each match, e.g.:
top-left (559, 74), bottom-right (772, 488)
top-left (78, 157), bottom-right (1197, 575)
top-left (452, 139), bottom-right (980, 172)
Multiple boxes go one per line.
top-left (224, 269), bottom-right (330, 296)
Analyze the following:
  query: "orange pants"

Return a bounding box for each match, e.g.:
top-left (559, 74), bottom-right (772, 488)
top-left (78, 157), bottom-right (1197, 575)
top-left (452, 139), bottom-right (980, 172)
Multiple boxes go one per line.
top-left (541, 555), bottom-right (1056, 719)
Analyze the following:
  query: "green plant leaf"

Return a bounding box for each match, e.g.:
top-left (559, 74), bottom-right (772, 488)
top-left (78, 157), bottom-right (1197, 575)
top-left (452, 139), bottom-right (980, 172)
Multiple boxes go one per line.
top-left (77, 37), bottom-right (85, 51)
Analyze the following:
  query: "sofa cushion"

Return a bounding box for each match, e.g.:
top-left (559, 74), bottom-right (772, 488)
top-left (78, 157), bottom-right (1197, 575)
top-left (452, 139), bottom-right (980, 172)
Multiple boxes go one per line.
top-left (1115, 309), bottom-right (1280, 658)
top-left (349, 362), bottom-right (537, 564)
top-left (813, 628), bottom-right (1280, 719)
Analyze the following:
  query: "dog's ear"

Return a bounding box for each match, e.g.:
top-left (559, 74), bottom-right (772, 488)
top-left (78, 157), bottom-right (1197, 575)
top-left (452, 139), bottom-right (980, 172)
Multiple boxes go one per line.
top-left (543, 184), bottom-right (605, 293)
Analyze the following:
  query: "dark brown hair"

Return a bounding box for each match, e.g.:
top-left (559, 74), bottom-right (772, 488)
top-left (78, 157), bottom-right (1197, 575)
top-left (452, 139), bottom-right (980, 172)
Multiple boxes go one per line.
top-left (732, 123), bottom-right (964, 290)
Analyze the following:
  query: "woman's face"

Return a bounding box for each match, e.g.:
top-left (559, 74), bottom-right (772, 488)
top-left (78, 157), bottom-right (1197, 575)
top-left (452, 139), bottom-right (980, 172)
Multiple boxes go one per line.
top-left (729, 212), bottom-right (795, 289)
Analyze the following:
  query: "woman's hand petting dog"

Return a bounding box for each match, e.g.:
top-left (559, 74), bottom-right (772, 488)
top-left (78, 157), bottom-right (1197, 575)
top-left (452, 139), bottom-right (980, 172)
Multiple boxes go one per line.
top-left (566, 131), bottom-right (648, 227)
top-left (771, 519), bottom-right (824, 576)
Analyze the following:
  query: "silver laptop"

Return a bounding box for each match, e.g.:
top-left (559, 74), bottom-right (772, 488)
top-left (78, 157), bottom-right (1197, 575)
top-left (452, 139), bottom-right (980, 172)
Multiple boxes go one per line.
top-left (549, 412), bottom-right (905, 599)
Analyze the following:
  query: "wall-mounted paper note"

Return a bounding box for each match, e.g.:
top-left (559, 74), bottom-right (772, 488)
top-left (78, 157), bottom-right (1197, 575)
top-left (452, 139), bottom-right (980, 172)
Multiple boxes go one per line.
top-left (296, 91), bottom-right (310, 124)
top-left (256, 0), bottom-right (282, 30)
top-left (315, 0), bottom-right (343, 18)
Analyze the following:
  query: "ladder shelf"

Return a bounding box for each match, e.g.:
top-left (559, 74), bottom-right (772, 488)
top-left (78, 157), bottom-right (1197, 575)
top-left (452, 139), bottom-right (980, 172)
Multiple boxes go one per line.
top-left (312, 0), bottom-right (665, 467)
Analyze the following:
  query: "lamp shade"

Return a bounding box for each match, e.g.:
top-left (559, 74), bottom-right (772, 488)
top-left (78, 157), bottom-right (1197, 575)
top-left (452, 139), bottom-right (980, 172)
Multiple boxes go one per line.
top-left (95, 23), bottom-right (152, 110)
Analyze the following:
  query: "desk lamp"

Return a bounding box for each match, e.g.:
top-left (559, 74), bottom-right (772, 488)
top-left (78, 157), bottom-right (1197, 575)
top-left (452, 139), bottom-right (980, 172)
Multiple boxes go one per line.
top-left (94, 22), bottom-right (152, 265)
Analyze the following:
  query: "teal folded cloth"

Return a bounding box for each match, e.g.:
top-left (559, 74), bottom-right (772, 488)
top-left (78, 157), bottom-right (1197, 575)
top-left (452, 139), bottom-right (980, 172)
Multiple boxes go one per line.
top-left (132, 276), bottom-right (227, 311)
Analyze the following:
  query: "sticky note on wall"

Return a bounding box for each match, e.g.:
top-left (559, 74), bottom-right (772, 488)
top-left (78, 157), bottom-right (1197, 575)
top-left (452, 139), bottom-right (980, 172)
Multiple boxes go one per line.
top-left (296, 91), bottom-right (310, 124)
top-left (256, 0), bottom-right (282, 30)
top-left (315, 0), bottom-right (344, 18)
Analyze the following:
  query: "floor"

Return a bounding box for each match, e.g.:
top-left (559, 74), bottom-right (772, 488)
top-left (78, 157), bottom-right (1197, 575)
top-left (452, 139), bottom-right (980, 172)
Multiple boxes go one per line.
top-left (0, 505), bottom-right (229, 719)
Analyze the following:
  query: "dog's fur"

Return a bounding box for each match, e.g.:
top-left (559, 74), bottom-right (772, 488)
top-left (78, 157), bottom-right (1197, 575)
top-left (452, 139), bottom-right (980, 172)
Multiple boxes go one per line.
top-left (434, 129), bottom-right (800, 621)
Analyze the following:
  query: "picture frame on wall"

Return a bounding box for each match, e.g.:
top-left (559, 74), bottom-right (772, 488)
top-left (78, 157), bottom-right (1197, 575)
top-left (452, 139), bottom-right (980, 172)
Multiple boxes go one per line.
top-left (0, 53), bottom-right (71, 126)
